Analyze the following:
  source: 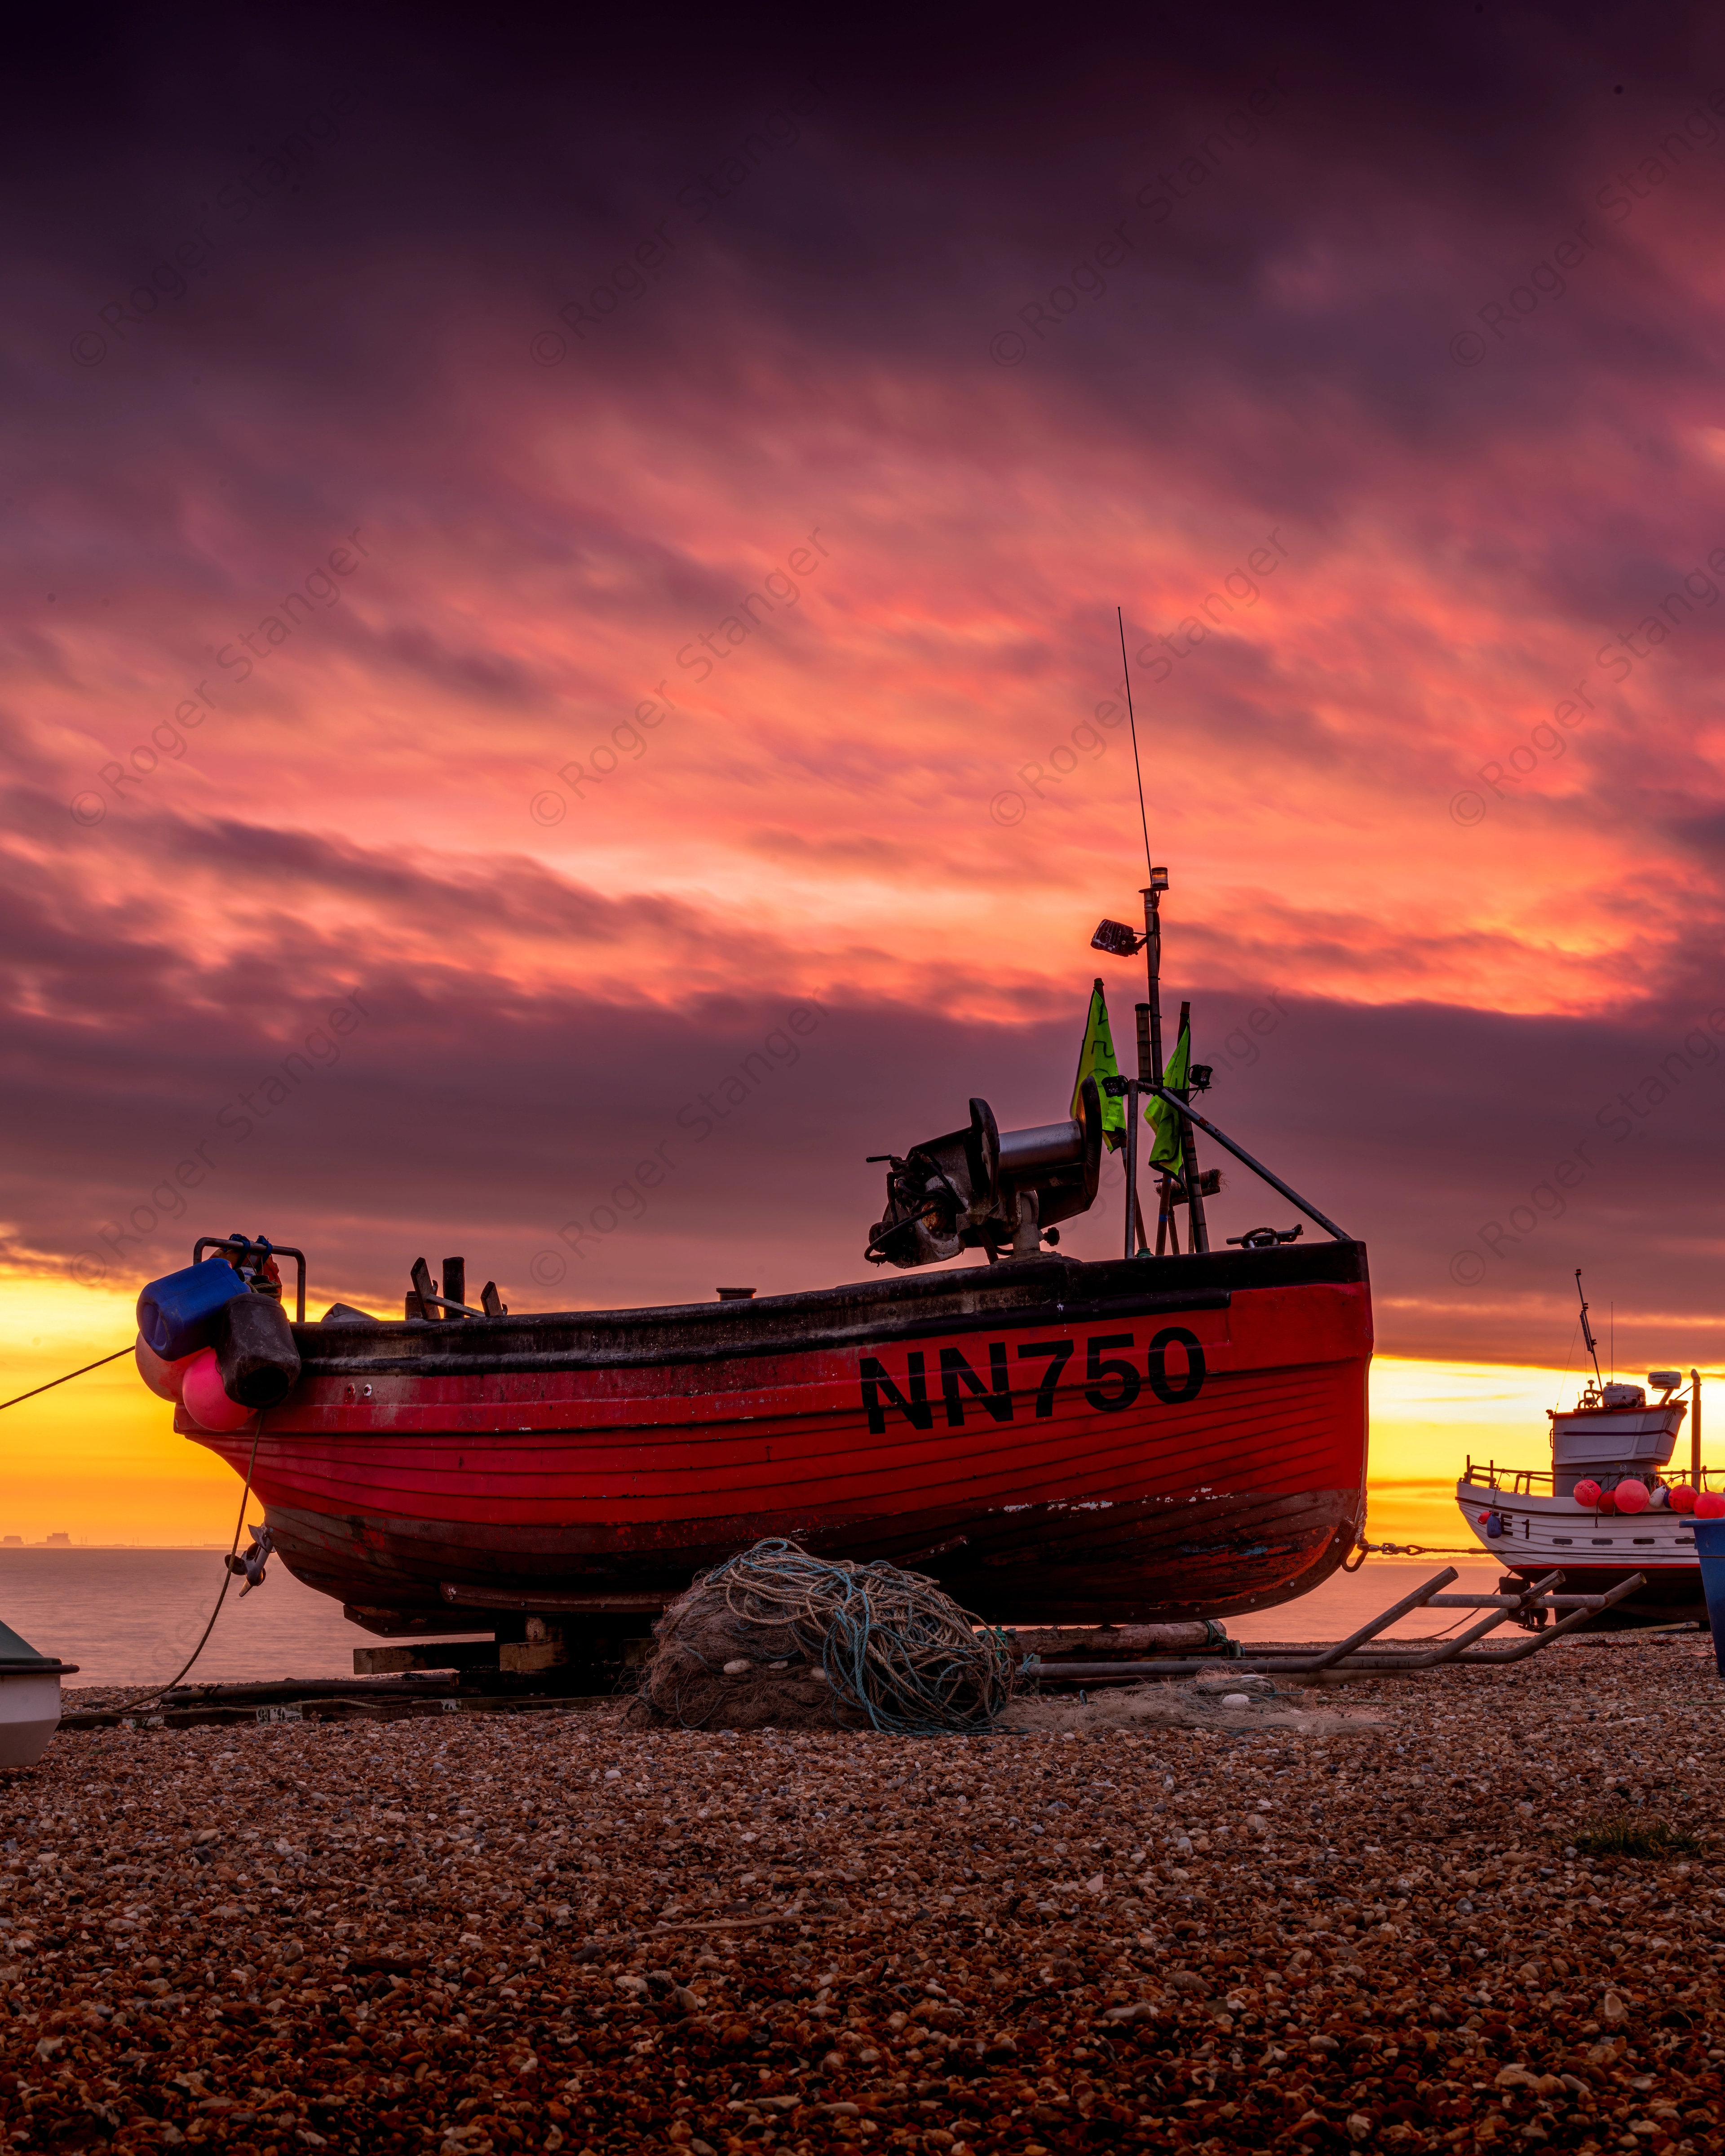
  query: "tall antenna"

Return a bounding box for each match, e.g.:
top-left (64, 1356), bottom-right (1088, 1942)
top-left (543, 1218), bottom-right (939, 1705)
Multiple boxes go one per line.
top-left (1575, 1268), bottom-right (1603, 1390)
top-left (1114, 607), bottom-right (1185, 1246)
top-left (1116, 606), bottom-right (1154, 883)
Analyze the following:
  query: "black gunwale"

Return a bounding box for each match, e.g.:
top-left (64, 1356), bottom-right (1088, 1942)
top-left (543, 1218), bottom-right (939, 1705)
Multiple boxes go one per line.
top-left (287, 1241), bottom-right (1369, 1381)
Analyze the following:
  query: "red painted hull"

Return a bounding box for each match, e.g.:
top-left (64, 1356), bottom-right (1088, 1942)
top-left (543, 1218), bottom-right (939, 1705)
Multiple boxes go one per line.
top-left (176, 1244), bottom-right (1372, 1626)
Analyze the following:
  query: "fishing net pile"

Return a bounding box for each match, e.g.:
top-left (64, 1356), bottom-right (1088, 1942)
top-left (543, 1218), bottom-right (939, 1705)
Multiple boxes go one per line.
top-left (627, 1537), bottom-right (1014, 1735)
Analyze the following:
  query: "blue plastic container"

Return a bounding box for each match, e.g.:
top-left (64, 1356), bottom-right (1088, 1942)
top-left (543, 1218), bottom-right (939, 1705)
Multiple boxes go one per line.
top-left (137, 1257), bottom-right (250, 1362)
top-left (1693, 1516), bottom-right (1725, 1675)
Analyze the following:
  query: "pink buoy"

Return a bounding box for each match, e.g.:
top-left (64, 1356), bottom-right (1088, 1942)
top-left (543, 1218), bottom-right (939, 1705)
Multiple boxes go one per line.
top-left (1614, 1479), bottom-right (1649, 1515)
top-left (1695, 1491), bottom-right (1725, 1520)
top-left (181, 1348), bottom-right (254, 1433)
top-left (1668, 1484), bottom-right (1698, 1513)
top-left (134, 1334), bottom-right (199, 1403)
top-left (1573, 1479), bottom-right (1602, 1509)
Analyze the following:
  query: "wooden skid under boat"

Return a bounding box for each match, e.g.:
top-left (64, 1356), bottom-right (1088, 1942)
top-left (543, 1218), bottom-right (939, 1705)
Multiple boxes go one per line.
top-left (178, 1241), bottom-right (1372, 1629)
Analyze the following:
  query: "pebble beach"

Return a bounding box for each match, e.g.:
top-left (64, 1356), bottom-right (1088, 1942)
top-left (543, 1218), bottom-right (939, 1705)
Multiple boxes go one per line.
top-left (3, 1637), bottom-right (1722, 2156)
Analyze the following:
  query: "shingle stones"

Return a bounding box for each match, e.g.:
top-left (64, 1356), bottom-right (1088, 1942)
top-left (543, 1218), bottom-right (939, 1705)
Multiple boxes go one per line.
top-left (2, 1636), bottom-right (1722, 2154)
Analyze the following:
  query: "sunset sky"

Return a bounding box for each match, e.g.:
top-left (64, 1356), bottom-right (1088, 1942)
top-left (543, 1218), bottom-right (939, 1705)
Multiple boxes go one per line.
top-left (6, 1), bottom-right (1725, 1543)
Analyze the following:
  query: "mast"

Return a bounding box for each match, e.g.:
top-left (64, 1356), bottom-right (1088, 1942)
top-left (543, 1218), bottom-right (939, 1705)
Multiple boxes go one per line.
top-left (1123, 1077), bottom-right (1138, 1259)
top-left (1575, 1269), bottom-right (1603, 1391)
top-left (1132, 999), bottom-right (1164, 1255)
top-left (1176, 997), bottom-right (1211, 1253)
top-left (1139, 875), bottom-right (1176, 1253)
top-left (1102, 610), bottom-right (1204, 1256)
top-left (1140, 875), bottom-right (1166, 1080)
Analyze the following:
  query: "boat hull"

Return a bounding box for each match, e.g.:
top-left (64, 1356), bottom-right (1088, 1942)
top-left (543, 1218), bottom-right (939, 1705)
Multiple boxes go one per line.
top-left (177, 1244), bottom-right (1372, 1628)
top-left (0, 1674), bottom-right (60, 1769)
top-left (1457, 1479), bottom-right (1704, 1625)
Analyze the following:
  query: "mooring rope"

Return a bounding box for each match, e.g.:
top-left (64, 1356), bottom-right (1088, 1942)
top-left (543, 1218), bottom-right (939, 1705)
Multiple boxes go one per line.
top-left (0, 1345), bottom-right (132, 1412)
top-left (112, 1421), bottom-right (266, 1715)
top-left (698, 1537), bottom-right (1013, 1736)
top-left (0, 1334), bottom-right (269, 1713)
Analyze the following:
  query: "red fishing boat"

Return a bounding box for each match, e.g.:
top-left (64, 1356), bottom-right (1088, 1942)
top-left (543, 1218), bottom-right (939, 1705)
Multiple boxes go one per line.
top-left (176, 1238), bottom-right (1370, 1633)
top-left (132, 877), bottom-right (1373, 1657)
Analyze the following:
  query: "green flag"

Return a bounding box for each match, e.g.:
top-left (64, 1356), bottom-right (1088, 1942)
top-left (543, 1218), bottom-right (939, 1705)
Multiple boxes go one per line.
top-left (1144, 1019), bottom-right (1190, 1175)
top-left (1072, 979), bottom-right (1128, 1152)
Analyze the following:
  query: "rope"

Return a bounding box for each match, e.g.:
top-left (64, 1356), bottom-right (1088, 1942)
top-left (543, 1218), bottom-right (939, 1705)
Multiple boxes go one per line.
top-left (695, 1537), bottom-right (1014, 1736)
top-left (3, 1328), bottom-right (268, 1713)
top-left (112, 1420), bottom-right (265, 1715)
top-left (0, 1345), bottom-right (131, 1412)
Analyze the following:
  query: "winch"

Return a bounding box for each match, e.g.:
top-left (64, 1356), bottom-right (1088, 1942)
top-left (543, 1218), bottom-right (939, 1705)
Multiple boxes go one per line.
top-left (864, 1078), bottom-right (1103, 1266)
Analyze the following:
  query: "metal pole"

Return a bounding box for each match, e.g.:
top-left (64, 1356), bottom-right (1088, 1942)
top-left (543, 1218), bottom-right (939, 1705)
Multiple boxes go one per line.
top-left (1140, 875), bottom-right (1173, 1252)
top-left (1176, 997), bottom-right (1210, 1254)
top-left (1694, 1368), bottom-right (1703, 1488)
top-left (1136, 999), bottom-right (1172, 1254)
top-left (1124, 1080), bottom-right (1139, 1259)
top-left (1140, 885), bottom-right (1163, 1080)
top-left (1142, 1083), bottom-right (1352, 1241)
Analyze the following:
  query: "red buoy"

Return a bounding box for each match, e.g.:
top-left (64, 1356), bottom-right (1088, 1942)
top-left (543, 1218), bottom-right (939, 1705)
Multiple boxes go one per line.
top-left (1695, 1490), bottom-right (1725, 1520)
top-left (1596, 1486), bottom-right (1619, 1514)
top-left (1614, 1479), bottom-right (1649, 1515)
top-left (1668, 1484), bottom-right (1698, 1513)
top-left (181, 1347), bottom-right (254, 1433)
top-left (1573, 1478), bottom-right (1602, 1508)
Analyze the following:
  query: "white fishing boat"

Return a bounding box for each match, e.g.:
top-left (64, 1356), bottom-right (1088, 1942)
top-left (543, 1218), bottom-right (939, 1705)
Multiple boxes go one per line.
top-left (1454, 1275), bottom-right (1718, 1629)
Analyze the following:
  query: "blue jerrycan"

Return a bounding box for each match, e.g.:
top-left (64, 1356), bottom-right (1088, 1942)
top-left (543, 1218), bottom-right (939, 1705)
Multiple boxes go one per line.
top-left (137, 1257), bottom-right (250, 1361)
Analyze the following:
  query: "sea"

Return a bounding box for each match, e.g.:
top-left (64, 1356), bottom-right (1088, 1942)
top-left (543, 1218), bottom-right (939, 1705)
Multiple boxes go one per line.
top-left (3, 1547), bottom-right (1516, 1692)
